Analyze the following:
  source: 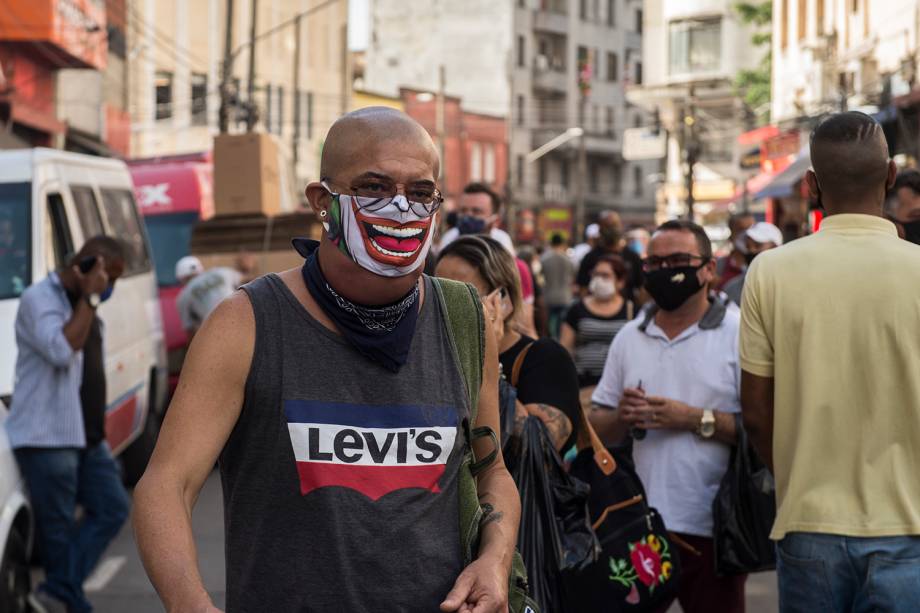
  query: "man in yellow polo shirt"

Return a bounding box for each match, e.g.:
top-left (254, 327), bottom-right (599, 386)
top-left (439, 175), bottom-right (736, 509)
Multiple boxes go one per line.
top-left (740, 111), bottom-right (920, 613)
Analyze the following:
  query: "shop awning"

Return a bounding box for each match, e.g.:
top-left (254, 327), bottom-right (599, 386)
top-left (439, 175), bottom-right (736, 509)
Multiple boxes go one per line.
top-left (753, 147), bottom-right (810, 200)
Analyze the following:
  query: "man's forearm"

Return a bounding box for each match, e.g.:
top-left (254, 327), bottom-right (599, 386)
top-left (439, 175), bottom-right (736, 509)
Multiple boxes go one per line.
top-left (744, 412), bottom-right (773, 473)
top-left (476, 466), bottom-right (521, 574)
top-left (133, 474), bottom-right (214, 612)
top-left (589, 405), bottom-right (628, 445)
top-left (63, 300), bottom-right (96, 350)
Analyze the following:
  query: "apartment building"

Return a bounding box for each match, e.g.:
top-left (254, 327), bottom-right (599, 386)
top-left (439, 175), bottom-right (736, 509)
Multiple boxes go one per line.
top-left (512, 0), bottom-right (655, 228)
top-left (128, 0), bottom-right (349, 186)
top-left (629, 0), bottom-right (761, 222)
top-left (772, 0), bottom-right (919, 123)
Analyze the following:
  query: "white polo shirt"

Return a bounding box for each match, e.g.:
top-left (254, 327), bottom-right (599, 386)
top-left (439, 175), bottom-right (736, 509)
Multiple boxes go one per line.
top-left (592, 301), bottom-right (741, 537)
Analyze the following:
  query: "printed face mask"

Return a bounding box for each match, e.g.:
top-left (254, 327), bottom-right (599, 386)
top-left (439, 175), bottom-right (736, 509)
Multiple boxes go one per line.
top-left (644, 264), bottom-right (706, 311)
top-left (324, 187), bottom-right (436, 278)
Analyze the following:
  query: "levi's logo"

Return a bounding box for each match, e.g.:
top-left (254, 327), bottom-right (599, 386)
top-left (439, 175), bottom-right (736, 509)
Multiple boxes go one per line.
top-left (284, 400), bottom-right (458, 501)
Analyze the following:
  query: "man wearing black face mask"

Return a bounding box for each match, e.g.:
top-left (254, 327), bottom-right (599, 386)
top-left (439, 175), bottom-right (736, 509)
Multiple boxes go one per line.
top-left (590, 220), bottom-right (745, 613)
top-left (888, 169), bottom-right (920, 243)
top-left (439, 182), bottom-right (515, 254)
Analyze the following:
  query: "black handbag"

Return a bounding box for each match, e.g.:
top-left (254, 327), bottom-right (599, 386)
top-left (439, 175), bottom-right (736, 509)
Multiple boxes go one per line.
top-left (563, 408), bottom-right (681, 611)
top-left (712, 415), bottom-right (777, 575)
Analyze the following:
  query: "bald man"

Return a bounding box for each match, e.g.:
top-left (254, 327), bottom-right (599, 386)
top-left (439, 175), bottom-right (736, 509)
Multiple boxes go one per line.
top-left (741, 112), bottom-right (920, 610)
top-left (134, 108), bottom-right (521, 612)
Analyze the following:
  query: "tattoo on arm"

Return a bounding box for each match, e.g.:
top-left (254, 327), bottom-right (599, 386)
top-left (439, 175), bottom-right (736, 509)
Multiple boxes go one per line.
top-left (528, 403), bottom-right (574, 450)
top-left (480, 502), bottom-right (505, 528)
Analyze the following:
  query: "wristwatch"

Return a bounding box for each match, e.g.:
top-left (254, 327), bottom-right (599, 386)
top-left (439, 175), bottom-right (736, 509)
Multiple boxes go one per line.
top-left (84, 293), bottom-right (101, 309)
top-left (697, 409), bottom-right (716, 439)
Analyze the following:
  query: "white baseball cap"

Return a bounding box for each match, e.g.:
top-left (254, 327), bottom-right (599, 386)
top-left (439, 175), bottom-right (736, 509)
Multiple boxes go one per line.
top-left (175, 255), bottom-right (204, 281)
top-left (745, 222), bottom-right (784, 246)
top-left (585, 223), bottom-right (601, 239)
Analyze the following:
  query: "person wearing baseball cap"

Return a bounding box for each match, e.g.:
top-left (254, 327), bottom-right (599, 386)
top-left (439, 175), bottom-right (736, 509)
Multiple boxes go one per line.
top-left (175, 256), bottom-right (243, 339)
top-left (722, 222), bottom-right (783, 305)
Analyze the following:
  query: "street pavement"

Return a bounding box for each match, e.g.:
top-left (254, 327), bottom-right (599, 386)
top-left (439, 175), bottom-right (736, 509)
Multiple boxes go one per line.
top-left (78, 471), bottom-right (778, 612)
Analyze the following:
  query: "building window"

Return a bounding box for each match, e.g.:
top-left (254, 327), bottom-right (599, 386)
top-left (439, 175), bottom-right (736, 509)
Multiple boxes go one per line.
top-left (538, 157), bottom-right (547, 186)
top-left (851, 0), bottom-right (858, 13)
top-left (635, 9), bottom-right (642, 33)
top-left (589, 162), bottom-right (599, 193)
top-left (635, 61), bottom-right (643, 84)
top-left (668, 19), bottom-right (721, 75)
top-left (517, 155), bottom-right (525, 188)
top-left (606, 107), bottom-right (614, 135)
top-left (607, 0), bottom-right (616, 26)
top-left (155, 71), bottom-right (173, 120)
top-left (580, 0), bottom-right (587, 19)
top-left (817, 0), bottom-right (825, 34)
top-left (191, 73), bottom-right (208, 126)
top-left (484, 144), bottom-right (496, 183)
top-left (593, 0), bottom-right (599, 20)
top-left (276, 86), bottom-right (284, 135)
top-left (265, 85), bottom-right (273, 132)
top-left (613, 164), bottom-right (623, 194)
top-left (470, 143), bottom-right (483, 181)
top-left (517, 95), bottom-right (526, 126)
top-left (634, 114), bottom-right (641, 128)
top-left (633, 165), bottom-right (643, 196)
top-left (561, 159), bottom-right (570, 188)
top-left (517, 35), bottom-right (526, 68)
top-left (607, 52), bottom-right (618, 81)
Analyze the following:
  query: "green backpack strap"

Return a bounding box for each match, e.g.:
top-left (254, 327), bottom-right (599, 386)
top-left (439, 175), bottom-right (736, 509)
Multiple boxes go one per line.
top-left (431, 277), bottom-right (537, 613)
top-left (431, 276), bottom-right (484, 418)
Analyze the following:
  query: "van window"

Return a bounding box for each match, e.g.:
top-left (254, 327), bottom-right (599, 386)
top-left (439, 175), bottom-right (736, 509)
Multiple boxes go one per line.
top-left (46, 193), bottom-right (74, 273)
top-left (144, 212), bottom-right (198, 286)
top-left (99, 188), bottom-right (152, 276)
top-left (71, 185), bottom-right (105, 239)
top-left (0, 183), bottom-right (31, 300)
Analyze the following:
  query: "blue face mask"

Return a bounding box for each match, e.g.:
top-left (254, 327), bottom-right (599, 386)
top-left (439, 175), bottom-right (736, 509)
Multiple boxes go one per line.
top-left (100, 285), bottom-right (114, 302)
top-left (628, 240), bottom-right (644, 255)
top-left (457, 215), bottom-right (488, 236)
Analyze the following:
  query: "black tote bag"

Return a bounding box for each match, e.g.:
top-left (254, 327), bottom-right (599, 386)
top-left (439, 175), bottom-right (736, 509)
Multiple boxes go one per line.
top-left (712, 415), bottom-right (777, 575)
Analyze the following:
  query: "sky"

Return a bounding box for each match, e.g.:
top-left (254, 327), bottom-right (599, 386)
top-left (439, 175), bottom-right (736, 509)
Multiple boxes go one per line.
top-left (348, 0), bottom-right (369, 51)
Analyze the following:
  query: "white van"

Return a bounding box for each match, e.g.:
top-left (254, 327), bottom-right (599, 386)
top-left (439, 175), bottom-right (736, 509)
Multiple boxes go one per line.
top-left (0, 148), bottom-right (168, 483)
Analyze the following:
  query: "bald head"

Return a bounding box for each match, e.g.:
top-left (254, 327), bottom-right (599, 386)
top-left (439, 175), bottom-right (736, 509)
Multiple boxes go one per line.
top-left (320, 107), bottom-right (439, 180)
top-left (809, 112), bottom-right (893, 212)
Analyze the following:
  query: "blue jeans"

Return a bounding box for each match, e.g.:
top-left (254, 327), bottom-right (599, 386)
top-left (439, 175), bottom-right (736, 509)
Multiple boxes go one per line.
top-left (777, 532), bottom-right (920, 613)
top-left (15, 443), bottom-right (130, 613)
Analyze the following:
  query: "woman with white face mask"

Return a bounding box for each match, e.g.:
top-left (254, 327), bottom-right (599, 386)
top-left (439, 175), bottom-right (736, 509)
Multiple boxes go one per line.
top-left (560, 254), bottom-right (634, 390)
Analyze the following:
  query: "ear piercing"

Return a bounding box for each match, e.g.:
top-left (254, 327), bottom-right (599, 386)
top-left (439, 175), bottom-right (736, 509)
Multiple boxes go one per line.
top-left (320, 210), bottom-right (328, 219)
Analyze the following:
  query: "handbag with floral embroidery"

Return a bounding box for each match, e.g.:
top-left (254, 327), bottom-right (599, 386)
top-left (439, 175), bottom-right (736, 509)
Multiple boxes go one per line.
top-left (564, 411), bottom-right (681, 611)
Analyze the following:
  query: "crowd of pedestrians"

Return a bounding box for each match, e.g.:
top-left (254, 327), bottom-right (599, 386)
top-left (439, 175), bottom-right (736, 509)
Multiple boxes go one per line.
top-left (11, 105), bottom-right (920, 613)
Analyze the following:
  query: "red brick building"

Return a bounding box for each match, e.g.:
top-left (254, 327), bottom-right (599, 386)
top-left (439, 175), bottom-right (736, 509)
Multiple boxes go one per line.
top-left (400, 88), bottom-right (507, 208)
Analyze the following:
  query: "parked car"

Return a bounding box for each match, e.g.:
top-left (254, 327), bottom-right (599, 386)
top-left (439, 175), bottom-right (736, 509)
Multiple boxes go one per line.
top-left (0, 148), bottom-right (168, 486)
top-left (0, 406), bottom-right (32, 613)
top-left (129, 152), bottom-right (213, 395)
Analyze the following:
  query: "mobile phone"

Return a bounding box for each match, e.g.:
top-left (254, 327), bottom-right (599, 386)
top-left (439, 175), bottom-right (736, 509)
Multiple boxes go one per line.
top-left (78, 256), bottom-right (97, 274)
top-left (631, 379), bottom-right (647, 441)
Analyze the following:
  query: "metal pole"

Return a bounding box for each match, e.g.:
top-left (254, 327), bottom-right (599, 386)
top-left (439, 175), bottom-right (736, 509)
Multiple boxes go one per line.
top-left (292, 14), bottom-right (301, 168)
top-left (685, 88), bottom-right (696, 220)
top-left (246, 0), bottom-right (258, 131)
top-left (436, 65), bottom-right (446, 185)
top-left (218, 0), bottom-right (235, 133)
top-left (574, 99), bottom-right (587, 242)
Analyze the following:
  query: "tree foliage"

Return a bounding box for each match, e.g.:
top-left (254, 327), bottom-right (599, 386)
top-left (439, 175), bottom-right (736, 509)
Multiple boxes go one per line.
top-left (734, 1), bottom-right (772, 121)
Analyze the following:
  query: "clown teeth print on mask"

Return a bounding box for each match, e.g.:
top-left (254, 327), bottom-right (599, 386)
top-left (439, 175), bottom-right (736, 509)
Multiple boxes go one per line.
top-left (326, 190), bottom-right (435, 278)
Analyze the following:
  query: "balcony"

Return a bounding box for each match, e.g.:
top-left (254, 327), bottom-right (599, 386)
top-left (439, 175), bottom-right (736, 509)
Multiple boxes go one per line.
top-left (584, 133), bottom-right (622, 155)
top-left (533, 10), bottom-right (568, 35)
top-left (532, 66), bottom-right (568, 94)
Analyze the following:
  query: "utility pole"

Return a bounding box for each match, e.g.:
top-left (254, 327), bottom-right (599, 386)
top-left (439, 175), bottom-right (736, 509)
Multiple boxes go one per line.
top-left (218, 0), bottom-right (235, 133)
top-left (292, 14), bottom-right (302, 169)
top-left (574, 98), bottom-right (587, 241)
top-left (245, 0), bottom-right (258, 131)
top-left (684, 87), bottom-right (697, 220)
top-left (436, 65), bottom-right (446, 185)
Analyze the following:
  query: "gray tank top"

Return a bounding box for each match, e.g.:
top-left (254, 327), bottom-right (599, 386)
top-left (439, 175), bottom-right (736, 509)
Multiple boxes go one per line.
top-left (220, 273), bottom-right (469, 612)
